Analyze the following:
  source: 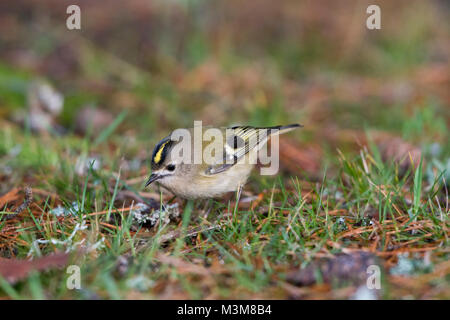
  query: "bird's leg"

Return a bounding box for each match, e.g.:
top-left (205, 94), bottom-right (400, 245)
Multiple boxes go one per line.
top-left (202, 199), bottom-right (213, 220)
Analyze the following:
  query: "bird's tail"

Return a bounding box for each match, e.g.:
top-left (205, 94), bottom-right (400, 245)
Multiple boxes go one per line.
top-left (269, 123), bottom-right (303, 135)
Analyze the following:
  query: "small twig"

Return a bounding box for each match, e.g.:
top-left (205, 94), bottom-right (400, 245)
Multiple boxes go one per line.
top-left (14, 187), bottom-right (33, 214)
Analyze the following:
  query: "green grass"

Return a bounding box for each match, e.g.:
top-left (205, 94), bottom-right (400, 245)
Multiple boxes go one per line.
top-left (0, 117), bottom-right (447, 299)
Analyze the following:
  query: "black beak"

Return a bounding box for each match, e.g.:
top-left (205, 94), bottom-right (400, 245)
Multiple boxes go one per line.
top-left (145, 173), bottom-right (162, 187)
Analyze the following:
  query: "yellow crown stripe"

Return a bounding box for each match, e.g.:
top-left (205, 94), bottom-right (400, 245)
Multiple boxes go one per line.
top-left (153, 141), bottom-right (170, 164)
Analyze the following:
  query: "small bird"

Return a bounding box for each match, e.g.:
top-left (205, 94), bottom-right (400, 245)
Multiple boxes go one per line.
top-left (145, 124), bottom-right (302, 200)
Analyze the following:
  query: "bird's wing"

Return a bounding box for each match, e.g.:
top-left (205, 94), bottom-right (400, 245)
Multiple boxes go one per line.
top-left (204, 124), bottom-right (301, 175)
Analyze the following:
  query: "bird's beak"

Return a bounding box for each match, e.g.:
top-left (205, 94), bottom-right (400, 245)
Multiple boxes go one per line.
top-left (145, 173), bottom-right (162, 187)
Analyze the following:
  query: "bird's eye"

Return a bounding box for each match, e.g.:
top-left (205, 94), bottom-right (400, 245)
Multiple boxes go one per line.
top-left (166, 164), bottom-right (176, 172)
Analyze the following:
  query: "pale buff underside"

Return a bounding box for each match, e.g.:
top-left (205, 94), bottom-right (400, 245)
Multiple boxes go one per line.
top-left (157, 157), bottom-right (254, 199)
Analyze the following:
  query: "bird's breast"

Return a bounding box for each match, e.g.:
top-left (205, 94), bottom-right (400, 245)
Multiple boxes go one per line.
top-left (159, 164), bottom-right (253, 199)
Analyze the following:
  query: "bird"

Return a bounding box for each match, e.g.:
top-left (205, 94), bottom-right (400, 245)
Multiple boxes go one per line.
top-left (145, 124), bottom-right (302, 200)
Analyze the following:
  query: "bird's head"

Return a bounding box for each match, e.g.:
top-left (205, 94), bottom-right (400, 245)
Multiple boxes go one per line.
top-left (145, 137), bottom-right (180, 187)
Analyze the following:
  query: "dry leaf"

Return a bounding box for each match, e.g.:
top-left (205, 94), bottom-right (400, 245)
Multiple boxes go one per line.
top-left (286, 252), bottom-right (380, 286)
top-left (0, 252), bottom-right (70, 283)
top-left (278, 137), bottom-right (321, 176)
top-left (0, 188), bottom-right (20, 209)
top-left (374, 133), bottom-right (423, 174)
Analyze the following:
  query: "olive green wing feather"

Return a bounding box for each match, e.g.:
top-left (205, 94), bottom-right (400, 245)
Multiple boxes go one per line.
top-left (204, 124), bottom-right (302, 175)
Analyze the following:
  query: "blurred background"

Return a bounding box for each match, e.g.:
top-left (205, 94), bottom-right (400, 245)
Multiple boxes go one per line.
top-left (1, 0), bottom-right (448, 147)
top-left (0, 0), bottom-right (449, 203)
top-left (0, 0), bottom-right (449, 300)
